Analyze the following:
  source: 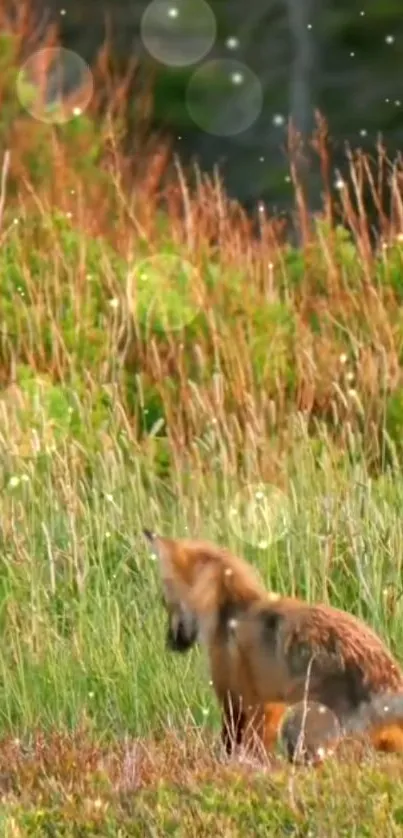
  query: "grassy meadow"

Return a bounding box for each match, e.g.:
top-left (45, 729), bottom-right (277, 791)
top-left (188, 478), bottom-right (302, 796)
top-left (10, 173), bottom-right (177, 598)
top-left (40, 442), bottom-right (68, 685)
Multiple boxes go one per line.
top-left (2, 9), bottom-right (403, 834)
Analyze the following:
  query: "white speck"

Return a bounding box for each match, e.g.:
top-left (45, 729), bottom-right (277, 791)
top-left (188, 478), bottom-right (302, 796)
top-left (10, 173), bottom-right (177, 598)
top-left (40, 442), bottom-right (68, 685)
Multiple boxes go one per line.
top-left (109, 298), bottom-right (119, 309)
top-left (72, 107), bottom-right (82, 116)
top-left (224, 568), bottom-right (233, 577)
top-left (88, 691), bottom-right (94, 698)
top-left (20, 474), bottom-right (29, 483)
top-left (335, 178), bottom-right (345, 190)
top-left (307, 23), bottom-right (312, 29)
top-left (225, 36), bottom-right (239, 50)
top-left (168, 6), bottom-right (178, 18)
top-left (359, 129), bottom-right (367, 137)
top-left (348, 388), bottom-right (356, 397)
top-left (285, 175), bottom-right (291, 182)
top-left (231, 72), bottom-right (244, 85)
top-left (259, 156), bottom-right (265, 162)
top-left (255, 490), bottom-right (265, 500)
top-left (105, 493), bottom-right (113, 502)
top-left (385, 35), bottom-right (394, 45)
top-left (273, 113), bottom-right (285, 127)
top-left (318, 705), bottom-right (327, 714)
top-left (8, 476), bottom-right (20, 488)
top-left (360, 10), bottom-right (365, 15)
top-left (346, 371), bottom-right (354, 382)
top-left (258, 540), bottom-right (269, 549)
top-left (385, 98), bottom-right (390, 103)
top-left (316, 746), bottom-right (326, 759)
top-left (60, 8), bottom-right (66, 14)
top-left (396, 233), bottom-right (403, 242)
top-left (13, 217), bottom-right (19, 224)
top-left (208, 680), bottom-right (213, 686)
top-left (202, 707), bottom-right (209, 715)
top-left (340, 353), bottom-right (347, 364)
top-left (228, 618), bottom-right (238, 631)
top-left (258, 202), bottom-right (265, 212)
top-left (105, 531), bottom-right (111, 539)
top-left (350, 52), bottom-right (355, 57)
top-left (383, 705), bottom-right (390, 713)
top-left (395, 100), bottom-right (401, 107)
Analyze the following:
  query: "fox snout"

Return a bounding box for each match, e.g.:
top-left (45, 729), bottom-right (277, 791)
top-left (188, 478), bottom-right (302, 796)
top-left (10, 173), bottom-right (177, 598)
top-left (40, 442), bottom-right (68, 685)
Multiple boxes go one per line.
top-left (166, 609), bottom-right (199, 653)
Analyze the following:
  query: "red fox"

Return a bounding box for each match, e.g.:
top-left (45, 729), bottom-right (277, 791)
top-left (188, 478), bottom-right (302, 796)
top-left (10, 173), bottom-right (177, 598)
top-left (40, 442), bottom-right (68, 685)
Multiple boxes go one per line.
top-left (143, 530), bottom-right (403, 761)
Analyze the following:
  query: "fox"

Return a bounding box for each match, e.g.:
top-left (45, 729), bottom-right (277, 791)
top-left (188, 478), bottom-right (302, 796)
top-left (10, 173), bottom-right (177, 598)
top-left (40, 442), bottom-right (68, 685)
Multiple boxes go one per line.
top-left (143, 530), bottom-right (403, 762)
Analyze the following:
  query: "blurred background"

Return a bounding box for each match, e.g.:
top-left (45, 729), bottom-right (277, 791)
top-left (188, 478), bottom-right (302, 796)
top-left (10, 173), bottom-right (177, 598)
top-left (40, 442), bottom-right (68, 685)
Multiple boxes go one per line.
top-left (30, 0), bottom-right (403, 221)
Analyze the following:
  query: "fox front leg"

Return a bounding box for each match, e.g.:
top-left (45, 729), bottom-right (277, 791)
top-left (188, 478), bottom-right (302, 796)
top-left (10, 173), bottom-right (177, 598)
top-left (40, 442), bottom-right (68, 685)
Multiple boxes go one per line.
top-left (220, 693), bottom-right (246, 755)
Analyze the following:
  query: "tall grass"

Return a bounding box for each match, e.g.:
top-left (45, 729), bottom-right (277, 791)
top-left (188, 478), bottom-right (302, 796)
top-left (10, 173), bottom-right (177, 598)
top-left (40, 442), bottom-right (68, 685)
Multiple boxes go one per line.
top-left (0, 3), bottom-right (402, 740)
top-left (1, 403), bottom-right (403, 739)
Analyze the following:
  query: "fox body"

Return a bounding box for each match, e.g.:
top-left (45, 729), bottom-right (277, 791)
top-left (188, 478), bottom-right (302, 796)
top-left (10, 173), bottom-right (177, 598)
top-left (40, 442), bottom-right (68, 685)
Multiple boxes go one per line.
top-left (144, 530), bottom-right (403, 759)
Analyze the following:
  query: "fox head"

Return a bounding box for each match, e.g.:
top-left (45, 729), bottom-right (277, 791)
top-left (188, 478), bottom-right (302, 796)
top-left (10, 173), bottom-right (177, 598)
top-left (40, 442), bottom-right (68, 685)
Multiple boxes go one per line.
top-left (143, 529), bottom-right (268, 652)
top-left (143, 529), bottom-right (199, 652)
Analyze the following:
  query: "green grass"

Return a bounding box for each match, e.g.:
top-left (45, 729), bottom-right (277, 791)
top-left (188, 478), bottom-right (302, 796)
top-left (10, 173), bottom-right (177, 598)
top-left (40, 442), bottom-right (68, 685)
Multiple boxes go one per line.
top-left (1, 407), bottom-right (403, 738)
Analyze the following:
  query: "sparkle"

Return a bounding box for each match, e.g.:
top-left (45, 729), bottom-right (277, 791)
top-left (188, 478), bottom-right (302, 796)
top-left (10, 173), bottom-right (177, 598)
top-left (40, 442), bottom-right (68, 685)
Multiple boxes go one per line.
top-left (225, 36), bottom-right (239, 50)
top-left (230, 72), bottom-right (244, 85)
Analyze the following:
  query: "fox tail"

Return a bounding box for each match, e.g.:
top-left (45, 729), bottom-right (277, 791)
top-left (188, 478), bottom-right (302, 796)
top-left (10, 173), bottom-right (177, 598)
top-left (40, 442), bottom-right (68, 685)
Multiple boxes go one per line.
top-left (279, 691), bottom-right (403, 763)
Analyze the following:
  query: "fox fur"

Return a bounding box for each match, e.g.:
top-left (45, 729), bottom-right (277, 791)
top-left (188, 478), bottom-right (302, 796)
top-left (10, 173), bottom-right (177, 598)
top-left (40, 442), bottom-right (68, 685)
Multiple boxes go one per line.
top-left (143, 530), bottom-right (403, 761)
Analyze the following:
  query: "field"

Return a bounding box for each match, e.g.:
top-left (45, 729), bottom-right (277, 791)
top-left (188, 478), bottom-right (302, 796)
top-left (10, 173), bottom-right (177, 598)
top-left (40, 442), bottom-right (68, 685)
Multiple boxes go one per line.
top-left (2, 11), bottom-right (403, 835)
